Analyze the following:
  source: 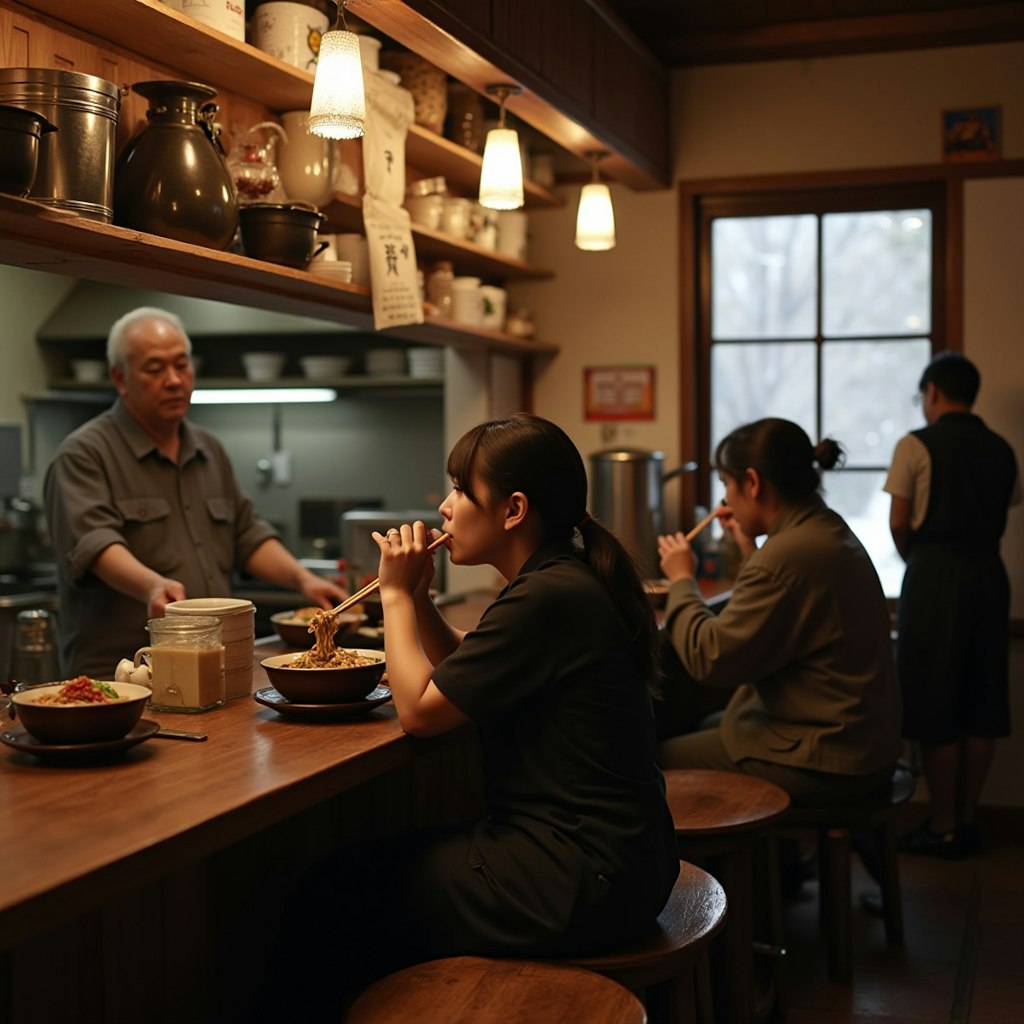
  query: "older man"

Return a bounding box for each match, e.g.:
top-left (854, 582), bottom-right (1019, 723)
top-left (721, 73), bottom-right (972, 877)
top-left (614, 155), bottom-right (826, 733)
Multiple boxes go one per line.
top-left (44, 306), bottom-right (346, 677)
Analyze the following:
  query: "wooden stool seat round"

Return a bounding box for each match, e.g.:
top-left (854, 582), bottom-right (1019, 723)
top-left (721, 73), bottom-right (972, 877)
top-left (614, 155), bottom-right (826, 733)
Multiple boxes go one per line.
top-left (346, 956), bottom-right (647, 1024)
top-left (664, 769), bottom-right (791, 1024)
top-left (558, 860), bottom-right (727, 1023)
top-left (780, 765), bottom-right (916, 983)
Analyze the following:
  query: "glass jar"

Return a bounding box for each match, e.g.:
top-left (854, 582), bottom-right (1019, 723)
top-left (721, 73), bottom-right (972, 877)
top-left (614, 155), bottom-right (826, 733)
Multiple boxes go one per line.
top-left (135, 615), bottom-right (224, 713)
top-left (8, 609), bottom-right (59, 691)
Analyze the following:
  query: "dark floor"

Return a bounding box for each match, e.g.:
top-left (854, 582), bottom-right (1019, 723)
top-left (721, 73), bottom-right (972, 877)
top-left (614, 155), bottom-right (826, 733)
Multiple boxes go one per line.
top-left (780, 805), bottom-right (1024, 1024)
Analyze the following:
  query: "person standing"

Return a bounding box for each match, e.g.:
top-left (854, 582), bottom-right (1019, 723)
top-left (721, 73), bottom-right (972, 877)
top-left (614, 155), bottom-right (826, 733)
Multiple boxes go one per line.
top-left (44, 306), bottom-right (346, 678)
top-left (885, 352), bottom-right (1020, 857)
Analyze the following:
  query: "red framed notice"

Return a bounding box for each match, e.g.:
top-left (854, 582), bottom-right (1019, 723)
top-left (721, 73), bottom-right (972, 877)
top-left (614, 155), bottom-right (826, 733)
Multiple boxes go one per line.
top-left (584, 366), bottom-right (656, 421)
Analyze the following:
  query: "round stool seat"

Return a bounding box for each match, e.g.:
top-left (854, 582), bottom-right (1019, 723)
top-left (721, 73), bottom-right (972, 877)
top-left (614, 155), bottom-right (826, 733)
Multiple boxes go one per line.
top-left (665, 769), bottom-right (792, 837)
top-left (346, 956), bottom-right (647, 1024)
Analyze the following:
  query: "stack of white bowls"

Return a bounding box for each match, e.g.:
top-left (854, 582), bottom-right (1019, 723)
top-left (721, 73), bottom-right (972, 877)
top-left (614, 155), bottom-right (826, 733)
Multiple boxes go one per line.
top-left (166, 598), bottom-right (256, 700)
top-left (407, 346), bottom-right (444, 379)
top-left (364, 348), bottom-right (407, 377)
top-left (335, 233), bottom-right (370, 286)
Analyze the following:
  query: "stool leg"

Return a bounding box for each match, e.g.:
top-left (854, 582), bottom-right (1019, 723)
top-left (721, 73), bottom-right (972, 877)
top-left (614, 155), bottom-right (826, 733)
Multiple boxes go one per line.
top-left (822, 827), bottom-right (853, 984)
top-left (708, 848), bottom-right (755, 1024)
top-left (874, 820), bottom-right (904, 944)
top-left (695, 953), bottom-right (714, 1024)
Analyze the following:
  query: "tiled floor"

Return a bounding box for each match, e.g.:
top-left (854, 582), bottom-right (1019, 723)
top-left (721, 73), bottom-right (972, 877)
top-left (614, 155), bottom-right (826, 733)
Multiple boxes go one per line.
top-left (780, 806), bottom-right (1024, 1023)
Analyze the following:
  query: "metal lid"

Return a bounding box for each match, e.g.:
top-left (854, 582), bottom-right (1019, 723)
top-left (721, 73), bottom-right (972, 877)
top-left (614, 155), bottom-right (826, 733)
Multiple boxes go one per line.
top-left (0, 67), bottom-right (122, 102)
top-left (590, 449), bottom-right (665, 462)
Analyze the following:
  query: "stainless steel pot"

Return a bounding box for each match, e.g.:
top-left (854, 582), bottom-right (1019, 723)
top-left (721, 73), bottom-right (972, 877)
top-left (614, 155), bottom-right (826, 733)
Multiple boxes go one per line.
top-left (0, 68), bottom-right (121, 222)
top-left (0, 105), bottom-right (57, 198)
top-left (589, 449), bottom-right (696, 578)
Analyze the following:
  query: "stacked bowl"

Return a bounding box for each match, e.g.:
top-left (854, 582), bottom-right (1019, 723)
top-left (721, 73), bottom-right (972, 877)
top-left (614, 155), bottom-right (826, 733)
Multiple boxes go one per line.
top-left (335, 233), bottom-right (370, 286)
top-left (407, 346), bottom-right (444, 379)
top-left (166, 598), bottom-right (256, 700)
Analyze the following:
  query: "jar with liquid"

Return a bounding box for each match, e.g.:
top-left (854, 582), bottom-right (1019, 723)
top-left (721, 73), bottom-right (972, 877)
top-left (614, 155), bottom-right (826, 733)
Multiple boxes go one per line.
top-left (134, 615), bottom-right (224, 713)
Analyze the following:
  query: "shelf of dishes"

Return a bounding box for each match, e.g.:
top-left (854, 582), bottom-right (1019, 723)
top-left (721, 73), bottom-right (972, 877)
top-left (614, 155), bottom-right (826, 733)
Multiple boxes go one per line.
top-left (43, 376), bottom-right (443, 391)
top-left (17, 0), bottom-right (563, 210)
top-left (321, 193), bottom-right (553, 282)
top-left (0, 194), bottom-right (558, 358)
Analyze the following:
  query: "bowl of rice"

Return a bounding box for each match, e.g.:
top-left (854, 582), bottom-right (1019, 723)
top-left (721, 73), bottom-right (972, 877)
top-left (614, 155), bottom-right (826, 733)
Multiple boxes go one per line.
top-left (12, 678), bottom-right (151, 744)
top-left (260, 649), bottom-right (385, 703)
top-left (270, 607), bottom-right (367, 648)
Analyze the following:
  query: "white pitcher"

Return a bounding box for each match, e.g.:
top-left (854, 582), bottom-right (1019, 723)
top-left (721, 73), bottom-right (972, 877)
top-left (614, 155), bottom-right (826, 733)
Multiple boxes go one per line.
top-left (277, 110), bottom-right (333, 207)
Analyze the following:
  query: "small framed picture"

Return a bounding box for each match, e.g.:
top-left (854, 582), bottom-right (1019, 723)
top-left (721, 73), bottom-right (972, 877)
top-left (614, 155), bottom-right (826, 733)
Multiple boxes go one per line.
top-left (584, 366), bottom-right (656, 421)
top-left (942, 106), bottom-right (1000, 163)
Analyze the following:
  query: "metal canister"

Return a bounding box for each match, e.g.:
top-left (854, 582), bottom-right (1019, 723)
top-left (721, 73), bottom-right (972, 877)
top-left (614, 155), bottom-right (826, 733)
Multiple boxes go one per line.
top-left (0, 68), bottom-right (121, 222)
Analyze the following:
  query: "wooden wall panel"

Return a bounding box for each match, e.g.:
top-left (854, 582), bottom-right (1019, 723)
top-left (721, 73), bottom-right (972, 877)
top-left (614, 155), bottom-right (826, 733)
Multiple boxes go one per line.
top-left (492, 0), bottom-right (546, 78)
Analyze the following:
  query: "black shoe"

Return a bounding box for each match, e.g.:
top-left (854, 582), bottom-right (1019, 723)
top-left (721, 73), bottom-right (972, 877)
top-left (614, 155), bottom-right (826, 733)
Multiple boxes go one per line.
top-left (897, 821), bottom-right (967, 860)
top-left (957, 823), bottom-right (984, 856)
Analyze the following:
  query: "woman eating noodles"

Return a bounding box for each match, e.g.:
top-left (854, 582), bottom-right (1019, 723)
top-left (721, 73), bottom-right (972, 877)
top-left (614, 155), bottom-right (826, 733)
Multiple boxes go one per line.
top-left (657, 417), bottom-right (902, 804)
top-left (251, 413), bottom-right (677, 1019)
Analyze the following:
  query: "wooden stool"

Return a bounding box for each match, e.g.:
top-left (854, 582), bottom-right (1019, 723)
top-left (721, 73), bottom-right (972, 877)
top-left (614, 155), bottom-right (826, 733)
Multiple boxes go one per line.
top-left (664, 769), bottom-right (791, 1024)
top-left (557, 860), bottom-right (727, 1024)
top-left (781, 765), bottom-right (915, 983)
top-left (345, 955), bottom-right (647, 1024)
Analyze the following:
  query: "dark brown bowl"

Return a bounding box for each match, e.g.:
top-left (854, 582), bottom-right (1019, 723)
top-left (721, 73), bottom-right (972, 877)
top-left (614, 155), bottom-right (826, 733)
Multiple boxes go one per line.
top-left (0, 104), bottom-right (57, 198)
top-left (270, 609), bottom-right (368, 648)
top-left (12, 682), bottom-right (150, 744)
top-left (260, 650), bottom-right (386, 704)
top-left (643, 579), bottom-right (669, 609)
top-left (239, 202), bottom-right (326, 268)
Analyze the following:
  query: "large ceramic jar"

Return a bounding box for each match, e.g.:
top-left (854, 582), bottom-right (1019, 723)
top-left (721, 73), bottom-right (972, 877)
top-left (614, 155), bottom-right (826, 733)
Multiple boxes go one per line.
top-left (277, 110), bottom-right (332, 206)
top-left (114, 80), bottom-right (239, 250)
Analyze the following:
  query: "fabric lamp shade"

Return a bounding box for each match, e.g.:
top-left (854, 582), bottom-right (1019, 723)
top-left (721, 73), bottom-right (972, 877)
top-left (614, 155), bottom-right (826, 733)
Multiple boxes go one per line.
top-left (479, 127), bottom-right (524, 210)
top-left (575, 181), bottom-right (616, 250)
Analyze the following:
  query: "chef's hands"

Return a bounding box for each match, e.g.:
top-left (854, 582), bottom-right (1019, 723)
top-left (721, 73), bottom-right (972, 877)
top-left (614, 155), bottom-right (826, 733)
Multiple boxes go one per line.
top-left (374, 521), bottom-right (438, 599)
top-left (146, 577), bottom-right (186, 619)
top-left (298, 571), bottom-right (348, 609)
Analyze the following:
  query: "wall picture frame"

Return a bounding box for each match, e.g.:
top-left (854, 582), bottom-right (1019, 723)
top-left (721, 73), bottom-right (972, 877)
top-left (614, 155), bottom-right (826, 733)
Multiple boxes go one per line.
top-left (584, 366), bottom-right (656, 421)
top-left (942, 106), bottom-right (1000, 163)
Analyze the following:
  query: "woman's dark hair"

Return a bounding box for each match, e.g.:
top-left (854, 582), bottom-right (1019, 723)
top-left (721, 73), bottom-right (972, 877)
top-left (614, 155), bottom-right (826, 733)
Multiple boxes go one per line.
top-left (447, 413), bottom-right (660, 688)
top-left (714, 418), bottom-right (845, 503)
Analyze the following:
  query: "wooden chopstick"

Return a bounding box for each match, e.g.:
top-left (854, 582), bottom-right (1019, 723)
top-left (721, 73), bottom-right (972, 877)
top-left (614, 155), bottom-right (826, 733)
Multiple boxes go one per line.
top-left (684, 501), bottom-right (724, 543)
top-left (326, 532), bottom-right (450, 618)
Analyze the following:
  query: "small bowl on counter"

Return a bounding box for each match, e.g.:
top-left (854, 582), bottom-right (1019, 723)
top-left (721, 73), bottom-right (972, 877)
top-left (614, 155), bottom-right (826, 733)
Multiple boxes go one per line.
top-left (12, 680), bottom-right (151, 744)
top-left (270, 608), bottom-right (367, 648)
top-left (241, 351), bottom-right (286, 381)
top-left (260, 649), bottom-right (385, 703)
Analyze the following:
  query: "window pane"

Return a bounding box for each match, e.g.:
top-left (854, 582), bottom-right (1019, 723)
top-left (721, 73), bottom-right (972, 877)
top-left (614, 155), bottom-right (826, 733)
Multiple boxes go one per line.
top-left (711, 342), bottom-right (816, 457)
top-left (712, 215), bottom-right (817, 340)
top-left (823, 469), bottom-right (904, 598)
top-left (823, 210), bottom-right (931, 337)
top-left (822, 338), bottom-right (932, 467)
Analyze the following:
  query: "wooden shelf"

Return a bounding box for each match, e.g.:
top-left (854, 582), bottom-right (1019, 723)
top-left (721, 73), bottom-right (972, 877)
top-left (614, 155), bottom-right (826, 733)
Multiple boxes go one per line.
top-left (322, 193), bottom-right (554, 281)
top-left (0, 194), bottom-right (557, 357)
top-left (45, 375), bottom-right (443, 392)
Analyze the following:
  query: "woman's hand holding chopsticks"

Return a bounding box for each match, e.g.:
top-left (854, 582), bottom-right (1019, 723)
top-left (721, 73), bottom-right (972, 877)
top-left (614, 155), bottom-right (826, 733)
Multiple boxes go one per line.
top-left (657, 501), bottom-right (727, 583)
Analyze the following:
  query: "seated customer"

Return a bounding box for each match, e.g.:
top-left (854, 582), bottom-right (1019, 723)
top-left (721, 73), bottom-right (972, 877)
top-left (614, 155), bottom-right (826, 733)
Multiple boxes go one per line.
top-left (250, 414), bottom-right (678, 1020)
top-left (657, 417), bottom-right (901, 805)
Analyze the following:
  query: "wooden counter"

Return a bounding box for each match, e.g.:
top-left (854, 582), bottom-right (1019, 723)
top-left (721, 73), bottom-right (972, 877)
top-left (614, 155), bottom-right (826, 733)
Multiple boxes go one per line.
top-left (0, 598), bottom-right (495, 1024)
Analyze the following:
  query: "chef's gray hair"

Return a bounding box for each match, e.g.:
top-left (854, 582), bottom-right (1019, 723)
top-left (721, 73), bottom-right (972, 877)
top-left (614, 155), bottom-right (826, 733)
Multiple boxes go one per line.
top-left (107, 307), bottom-right (192, 369)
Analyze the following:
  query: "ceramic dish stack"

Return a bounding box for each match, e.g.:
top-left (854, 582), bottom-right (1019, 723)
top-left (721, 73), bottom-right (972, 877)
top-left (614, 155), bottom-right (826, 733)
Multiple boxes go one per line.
top-left (335, 233), bottom-right (370, 286)
top-left (364, 348), bottom-right (407, 377)
top-left (311, 260), bottom-right (353, 284)
top-left (165, 598), bottom-right (256, 700)
top-left (406, 346), bottom-right (444, 379)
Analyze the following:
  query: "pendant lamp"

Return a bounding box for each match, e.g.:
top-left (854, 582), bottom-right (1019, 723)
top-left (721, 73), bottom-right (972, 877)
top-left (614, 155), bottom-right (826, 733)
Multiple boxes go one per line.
top-left (308, 1), bottom-right (366, 140)
top-left (575, 151), bottom-right (616, 251)
top-left (479, 84), bottom-right (524, 211)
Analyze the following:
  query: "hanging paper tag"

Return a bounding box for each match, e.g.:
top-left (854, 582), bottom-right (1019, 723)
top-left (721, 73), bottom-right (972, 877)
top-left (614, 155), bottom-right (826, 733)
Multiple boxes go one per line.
top-left (363, 71), bottom-right (414, 208)
top-left (362, 193), bottom-right (423, 330)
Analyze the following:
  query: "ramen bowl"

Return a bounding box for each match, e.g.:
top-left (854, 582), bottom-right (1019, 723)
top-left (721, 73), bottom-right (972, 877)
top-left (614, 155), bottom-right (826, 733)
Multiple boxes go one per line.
top-left (260, 650), bottom-right (385, 703)
top-left (12, 681), bottom-right (151, 744)
top-left (270, 608), bottom-right (368, 648)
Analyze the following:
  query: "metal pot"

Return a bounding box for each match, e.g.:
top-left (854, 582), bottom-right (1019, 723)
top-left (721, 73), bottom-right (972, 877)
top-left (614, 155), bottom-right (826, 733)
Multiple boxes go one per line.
top-left (238, 201), bottom-right (328, 268)
top-left (589, 449), bottom-right (697, 578)
top-left (0, 105), bottom-right (57, 198)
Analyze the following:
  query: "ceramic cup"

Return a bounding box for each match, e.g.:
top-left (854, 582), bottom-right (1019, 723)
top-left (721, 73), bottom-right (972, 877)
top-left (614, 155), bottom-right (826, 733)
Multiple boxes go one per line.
top-left (278, 110), bottom-right (332, 206)
top-left (440, 196), bottom-right (472, 239)
top-left (164, 0), bottom-right (245, 41)
top-left (406, 193), bottom-right (443, 230)
top-left (451, 276), bottom-right (483, 327)
top-left (252, 2), bottom-right (329, 72)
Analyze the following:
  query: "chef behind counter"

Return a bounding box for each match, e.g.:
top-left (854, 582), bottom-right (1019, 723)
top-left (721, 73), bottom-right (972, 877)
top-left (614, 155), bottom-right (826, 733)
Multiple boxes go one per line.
top-left (43, 306), bottom-right (347, 678)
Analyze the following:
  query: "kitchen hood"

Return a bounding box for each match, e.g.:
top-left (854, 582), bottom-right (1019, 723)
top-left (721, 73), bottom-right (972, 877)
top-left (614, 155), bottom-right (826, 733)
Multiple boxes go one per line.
top-left (36, 281), bottom-right (360, 340)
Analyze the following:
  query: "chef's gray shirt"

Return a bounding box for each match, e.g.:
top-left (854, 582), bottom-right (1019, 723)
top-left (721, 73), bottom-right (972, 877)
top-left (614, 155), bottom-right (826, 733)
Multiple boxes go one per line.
top-left (44, 400), bottom-right (279, 677)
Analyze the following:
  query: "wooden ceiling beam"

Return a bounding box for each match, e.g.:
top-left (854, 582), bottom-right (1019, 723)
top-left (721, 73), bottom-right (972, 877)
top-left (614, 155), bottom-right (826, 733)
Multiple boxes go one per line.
top-left (658, 3), bottom-right (1024, 66)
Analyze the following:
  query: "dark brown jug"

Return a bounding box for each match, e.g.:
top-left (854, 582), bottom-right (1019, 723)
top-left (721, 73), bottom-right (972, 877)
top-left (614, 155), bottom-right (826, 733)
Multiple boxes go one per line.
top-left (114, 80), bottom-right (238, 250)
